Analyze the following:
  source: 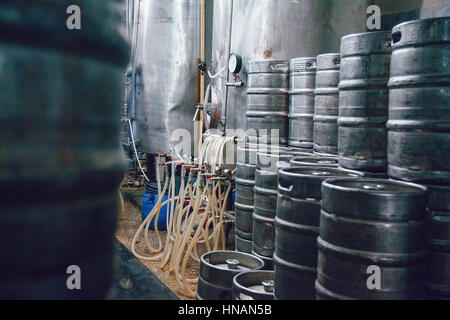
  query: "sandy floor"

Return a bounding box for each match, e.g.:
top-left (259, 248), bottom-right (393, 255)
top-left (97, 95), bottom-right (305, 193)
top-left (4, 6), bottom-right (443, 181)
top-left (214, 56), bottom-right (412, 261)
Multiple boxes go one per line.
top-left (115, 194), bottom-right (206, 300)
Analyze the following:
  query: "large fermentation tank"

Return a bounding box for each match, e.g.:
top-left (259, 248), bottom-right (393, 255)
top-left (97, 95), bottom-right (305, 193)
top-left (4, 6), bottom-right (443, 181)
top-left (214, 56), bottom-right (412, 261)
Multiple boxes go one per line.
top-left (210, 0), bottom-right (370, 133)
top-left (132, 0), bottom-right (201, 155)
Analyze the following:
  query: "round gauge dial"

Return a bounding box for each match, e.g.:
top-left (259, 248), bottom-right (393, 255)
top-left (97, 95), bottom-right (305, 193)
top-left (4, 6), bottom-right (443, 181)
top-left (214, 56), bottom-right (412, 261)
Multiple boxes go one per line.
top-left (228, 53), bottom-right (242, 74)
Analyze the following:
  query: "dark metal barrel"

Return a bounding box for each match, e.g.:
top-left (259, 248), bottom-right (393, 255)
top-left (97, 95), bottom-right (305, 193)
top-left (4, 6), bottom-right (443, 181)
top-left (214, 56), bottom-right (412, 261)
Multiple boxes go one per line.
top-left (246, 60), bottom-right (290, 146)
top-left (274, 167), bottom-right (363, 300)
top-left (252, 151), bottom-right (301, 269)
top-left (338, 31), bottom-right (392, 173)
top-left (314, 53), bottom-right (340, 155)
top-left (290, 156), bottom-right (338, 168)
top-left (196, 251), bottom-right (264, 300)
top-left (232, 270), bottom-right (274, 300)
top-left (289, 57), bottom-right (317, 149)
top-left (235, 146), bottom-right (257, 252)
top-left (426, 184), bottom-right (450, 299)
top-left (0, 0), bottom-right (128, 299)
top-left (387, 17), bottom-right (450, 184)
top-left (316, 178), bottom-right (428, 300)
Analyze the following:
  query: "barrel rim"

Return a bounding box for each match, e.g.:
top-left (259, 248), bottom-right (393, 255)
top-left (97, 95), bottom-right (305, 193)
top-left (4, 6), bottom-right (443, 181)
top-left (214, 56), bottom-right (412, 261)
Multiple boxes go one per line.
top-left (391, 16), bottom-right (450, 33)
top-left (316, 53), bottom-right (341, 70)
top-left (290, 156), bottom-right (339, 166)
top-left (340, 30), bottom-right (392, 56)
top-left (316, 53), bottom-right (340, 58)
top-left (200, 250), bottom-right (265, 273)
top-left (232, 270), bottom-right (274, 299)
top-left (322, 177), bottom-right (428, 196)
top-left (278, 166), bottom-right (363, 179)
top-left (341, 30), bottom-right (392, 42)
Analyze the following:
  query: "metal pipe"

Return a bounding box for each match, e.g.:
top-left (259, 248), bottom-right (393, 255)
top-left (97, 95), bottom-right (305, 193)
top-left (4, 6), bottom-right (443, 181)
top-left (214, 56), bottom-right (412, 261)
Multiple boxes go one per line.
top-left (221, 0), bottom-right (234, 135)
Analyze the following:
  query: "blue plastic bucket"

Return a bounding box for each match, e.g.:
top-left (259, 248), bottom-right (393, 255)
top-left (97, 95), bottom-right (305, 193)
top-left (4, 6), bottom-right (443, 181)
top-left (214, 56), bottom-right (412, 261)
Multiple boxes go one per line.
top-left (141, 189), bottom-right (171, 231)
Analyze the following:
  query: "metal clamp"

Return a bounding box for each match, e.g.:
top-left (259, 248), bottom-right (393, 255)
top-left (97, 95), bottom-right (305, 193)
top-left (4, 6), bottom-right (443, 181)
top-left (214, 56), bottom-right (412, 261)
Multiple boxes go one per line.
top-left (226, 81), bottom-right (244, 87)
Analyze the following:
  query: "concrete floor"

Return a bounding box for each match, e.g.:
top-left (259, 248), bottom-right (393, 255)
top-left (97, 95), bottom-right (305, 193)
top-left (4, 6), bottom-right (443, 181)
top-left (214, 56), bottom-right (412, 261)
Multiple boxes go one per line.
top-left (113, 189), bottom-right (235, 300)
top-left (107, 239), bottom-right (178, 300)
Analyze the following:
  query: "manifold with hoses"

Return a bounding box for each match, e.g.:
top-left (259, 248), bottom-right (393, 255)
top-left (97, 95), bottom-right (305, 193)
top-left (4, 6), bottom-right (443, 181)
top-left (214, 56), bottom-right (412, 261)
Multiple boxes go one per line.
top-left (131, 133), bottom-right (237, 297)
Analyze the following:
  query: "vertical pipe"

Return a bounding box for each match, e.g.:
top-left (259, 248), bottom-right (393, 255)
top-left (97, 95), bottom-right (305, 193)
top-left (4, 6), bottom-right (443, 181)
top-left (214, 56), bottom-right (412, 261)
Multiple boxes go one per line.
top-left (196, 0), bottom-right (206, 161)
top-left (221, 0), bottom-right (234, 135)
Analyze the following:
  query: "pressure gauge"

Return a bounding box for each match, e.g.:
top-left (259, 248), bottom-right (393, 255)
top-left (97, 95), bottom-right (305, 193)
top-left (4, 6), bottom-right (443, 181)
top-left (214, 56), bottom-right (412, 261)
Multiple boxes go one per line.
top-left (228, 53), bottom-right (242, 74)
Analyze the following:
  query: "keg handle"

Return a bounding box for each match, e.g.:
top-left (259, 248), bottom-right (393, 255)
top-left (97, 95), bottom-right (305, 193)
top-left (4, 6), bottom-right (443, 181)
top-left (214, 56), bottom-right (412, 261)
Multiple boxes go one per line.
top-left (392, 31), bottom-right (401, 44)
top-left (333, 57), bottom-right (341, 67)
top-left (262, 280), bottom-right (274, 293)
top-left (278, 184), bottom-right (293, 193)
top-left (270, 63), bottom-right (289, 73)
top-left (226, 258), bottom-right (240, 269)
top-left (306, 61), bottom-right (317, 71)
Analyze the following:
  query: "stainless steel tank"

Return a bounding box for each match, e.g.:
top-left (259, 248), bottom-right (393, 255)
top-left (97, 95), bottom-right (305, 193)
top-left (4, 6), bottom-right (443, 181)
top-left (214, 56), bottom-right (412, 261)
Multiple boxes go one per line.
top-left (387, 17), bottom-right (450, 184)
top-left (132, 0), bottom-right (200, 154)
top-left (211, 0), bottom-right (370, 133)
top-left (288, 57), bottom-right (317, 150)
top-left (0, 0), bottom-right (128, 298)
top-left (316, 178), bottom-right (428, 300)
top-left (313, 53), bottom-right (340, 155)
top-left (338, 31), bottom-right (392, 173)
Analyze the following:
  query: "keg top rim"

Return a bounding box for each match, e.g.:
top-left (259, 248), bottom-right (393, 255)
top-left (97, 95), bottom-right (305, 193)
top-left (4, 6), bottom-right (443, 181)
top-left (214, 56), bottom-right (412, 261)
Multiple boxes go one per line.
top-left (290, 57), bottom-right (317, 63)
top-left (316, 53), bottom-right (340, 58)
top-left (341, 30), bottom-right (392, 42)
top-left (232, 270), bottom-right (275, 296)
top-left (340, 31), bottom-right (392, 56)
top-left (392, 16), bottom-right (449, 31)
top-left (279, 166), bottom-right (363, 178)
top-left (316, 53), bottom-right (341, 70)
top-left (200, 250), bottom-right (264, 271)
top-left (322, 178), bottom-right (428, 195)
top-left (256, 150), bottom-right (309, 157)
top-left (313, 151), bottom-right (338, 157)
top-left (391, 16), bottom-right (450, 47)
top-left (290, 156), bottom-right (338, 164)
